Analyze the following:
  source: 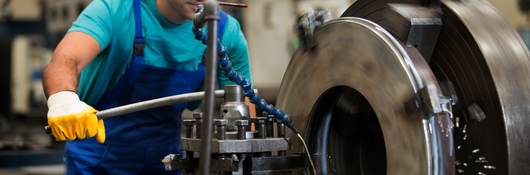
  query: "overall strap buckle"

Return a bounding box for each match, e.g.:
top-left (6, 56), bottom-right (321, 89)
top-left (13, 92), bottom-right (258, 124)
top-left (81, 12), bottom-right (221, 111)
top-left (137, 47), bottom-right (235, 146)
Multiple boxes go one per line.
top-left (134, 42), bottom-right (145, 56)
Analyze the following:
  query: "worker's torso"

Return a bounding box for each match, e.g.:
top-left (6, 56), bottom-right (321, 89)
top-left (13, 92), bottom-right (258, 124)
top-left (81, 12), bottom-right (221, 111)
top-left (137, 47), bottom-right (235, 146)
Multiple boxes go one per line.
top-left (65, 0), bottom-right (220, 173)
top-left (73, 0), bottom-right (239, 105)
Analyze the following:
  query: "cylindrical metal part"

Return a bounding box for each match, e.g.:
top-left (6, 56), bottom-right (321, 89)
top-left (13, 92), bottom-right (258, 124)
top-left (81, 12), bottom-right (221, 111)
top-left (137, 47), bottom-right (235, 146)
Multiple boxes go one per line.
top-left (224, 85), bottom-right (244, 102)
top-left (198, 2), bottom-right (219, 174)
top-left (277, 119), bottom-right (286, 138)
top-left (256, 117), bottom-right (267, 138)
top-left (218, 1), bottom-right (248, 8)
top-left (218, 125), bottom-right (226, 140)
top-left (235, 120), bottom-right (248, 139)
top-left (220, 85), bottom-right (249, 131)
top-left (183, 119), bottom-right (196, 138)
top-left (267, 115), bottom-right (274, 138)
top-left (214, 119), bottom-right (228, 140)
top-left (194, 112), bottom-right (203, 138)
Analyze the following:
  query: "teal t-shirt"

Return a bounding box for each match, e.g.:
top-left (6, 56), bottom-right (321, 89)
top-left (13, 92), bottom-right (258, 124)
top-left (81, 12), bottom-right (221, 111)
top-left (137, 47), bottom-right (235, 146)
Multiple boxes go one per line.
top-left (69, 0), bottom-right (252, 105)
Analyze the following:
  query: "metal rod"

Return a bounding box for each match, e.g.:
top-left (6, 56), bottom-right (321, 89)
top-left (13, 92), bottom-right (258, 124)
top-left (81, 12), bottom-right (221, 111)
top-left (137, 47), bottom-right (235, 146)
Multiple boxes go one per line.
top-left (218, 1), bottom-right (248, 8)
top-left (44, 90), bottom-right (225, 134)
top-left (198, 1), bottom-right (219, 174)
top-left (97, 90), bottom-right (224, 119)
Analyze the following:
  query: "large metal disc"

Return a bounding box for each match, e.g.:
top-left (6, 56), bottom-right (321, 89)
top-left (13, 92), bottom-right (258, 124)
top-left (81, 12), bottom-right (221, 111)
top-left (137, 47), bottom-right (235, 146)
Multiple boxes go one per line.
top-left (343, 0), bottom-right (530, 174)
top-left (277, 18), bottom-right (453, 175)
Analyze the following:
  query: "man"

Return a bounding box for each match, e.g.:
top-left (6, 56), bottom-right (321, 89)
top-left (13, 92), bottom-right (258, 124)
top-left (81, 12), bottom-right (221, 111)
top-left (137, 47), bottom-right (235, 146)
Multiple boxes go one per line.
top-left (43, 0), bottom-right (251, 174)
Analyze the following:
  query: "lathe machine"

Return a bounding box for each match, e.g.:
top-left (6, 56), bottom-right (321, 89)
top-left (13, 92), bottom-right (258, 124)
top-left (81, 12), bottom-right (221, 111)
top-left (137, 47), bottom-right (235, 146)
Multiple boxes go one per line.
top-left (169, 0), bottom-right (530, 174)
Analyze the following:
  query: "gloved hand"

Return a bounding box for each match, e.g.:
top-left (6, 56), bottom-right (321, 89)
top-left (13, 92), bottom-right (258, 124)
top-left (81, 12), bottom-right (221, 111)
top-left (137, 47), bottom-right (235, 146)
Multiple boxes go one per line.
top-left (47, 91), bottom-right (105, 143)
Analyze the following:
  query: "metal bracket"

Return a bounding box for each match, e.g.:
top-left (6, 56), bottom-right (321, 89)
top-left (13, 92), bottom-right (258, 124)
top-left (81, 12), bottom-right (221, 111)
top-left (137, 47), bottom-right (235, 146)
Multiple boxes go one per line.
top-left (387, 4), bottom-right (443, 61)
top-left (413, 83), bottom-right (456, 120)
top-left (162, 154), bottom-right (239, 172)
top-left (182, 138), bottom-right (289, 153)
top-left (407, 17), bottom-right (442, 61)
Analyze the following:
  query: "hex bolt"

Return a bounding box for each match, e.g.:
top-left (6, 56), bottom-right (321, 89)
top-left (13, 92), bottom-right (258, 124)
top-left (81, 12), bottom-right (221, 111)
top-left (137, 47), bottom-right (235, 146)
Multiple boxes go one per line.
top-left (235, 120), bottom-right (248, 139)
top-left (278, 151), bottom-right (287, 156)
top-left (266, 115), bottom-right (275, 138)
top-left (256, 117), bottom-right (267, 138)
top-left (183, 119), bottom-right (196, 138)
top-left (193, 112), bottom-right (203, 138)
top-left (277, 119), bottom-right (286, 138)
top-left (214, 119), bottom-right (228, 140)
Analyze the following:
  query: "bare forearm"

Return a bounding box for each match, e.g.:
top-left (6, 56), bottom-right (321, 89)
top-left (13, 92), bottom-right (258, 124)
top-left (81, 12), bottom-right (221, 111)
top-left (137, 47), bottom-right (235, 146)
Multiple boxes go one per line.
top-left (43, 57), bottom-right (80, 98)
top-left (42, 32), bottom-right (101, 98)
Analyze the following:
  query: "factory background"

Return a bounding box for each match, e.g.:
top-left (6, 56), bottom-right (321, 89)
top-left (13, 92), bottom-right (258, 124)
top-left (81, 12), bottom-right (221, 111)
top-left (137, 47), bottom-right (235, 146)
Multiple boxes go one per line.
top-left (0, 0), bottom-right (528, 174)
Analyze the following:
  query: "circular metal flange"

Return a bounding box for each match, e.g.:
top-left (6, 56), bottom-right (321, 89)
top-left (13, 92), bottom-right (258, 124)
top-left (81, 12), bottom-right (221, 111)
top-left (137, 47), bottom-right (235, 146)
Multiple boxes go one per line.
top-left (277, 18), bottom-right (453, 175)
top-left (343, 0), bottom-right (530, 174)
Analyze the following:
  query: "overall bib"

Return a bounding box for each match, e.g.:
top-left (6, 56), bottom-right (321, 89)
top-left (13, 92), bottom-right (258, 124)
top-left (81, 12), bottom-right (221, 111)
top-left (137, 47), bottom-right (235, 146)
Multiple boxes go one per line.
top-left (65, 0), bottom-right (228, 174)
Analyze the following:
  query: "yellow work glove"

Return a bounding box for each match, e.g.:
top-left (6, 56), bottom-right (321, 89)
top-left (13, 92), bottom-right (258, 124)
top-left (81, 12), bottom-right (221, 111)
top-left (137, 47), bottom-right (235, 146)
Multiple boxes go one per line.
top-left (47, 91), bottom-right (105, 143)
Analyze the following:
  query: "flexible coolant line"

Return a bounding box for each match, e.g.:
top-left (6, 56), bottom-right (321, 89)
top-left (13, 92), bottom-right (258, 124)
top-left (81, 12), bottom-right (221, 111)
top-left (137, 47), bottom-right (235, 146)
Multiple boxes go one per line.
top-left (194, 23), bottom-right (317, 175)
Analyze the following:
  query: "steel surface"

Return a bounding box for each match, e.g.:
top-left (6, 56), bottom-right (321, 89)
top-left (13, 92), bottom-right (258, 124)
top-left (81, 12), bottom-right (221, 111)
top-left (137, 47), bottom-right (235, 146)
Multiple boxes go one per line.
top-left (182, 138), bottom-right (289, 153)
top-left (276, 18), bottom-right (452, 175)
top-left (343, 0), bottom-right (530, 174)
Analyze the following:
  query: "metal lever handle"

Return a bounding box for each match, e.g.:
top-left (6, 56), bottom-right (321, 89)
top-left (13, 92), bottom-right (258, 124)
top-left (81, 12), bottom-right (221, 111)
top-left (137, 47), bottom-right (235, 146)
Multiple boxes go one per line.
top-left (218, 1), bottom-right (247, 8)
top-left (44, 90), bottom-right (226, 134)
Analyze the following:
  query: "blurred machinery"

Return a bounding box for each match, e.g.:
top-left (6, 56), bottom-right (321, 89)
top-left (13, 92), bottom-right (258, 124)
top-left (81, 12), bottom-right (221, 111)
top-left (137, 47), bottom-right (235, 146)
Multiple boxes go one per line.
top-left (277, 0), bottom-right (530, 175)
top-left (11, 36), bottom-right (50, 116)
top-left (44, 0), bottom-right (90, 35)
top-left (0, 0), bottom-right (88, 170)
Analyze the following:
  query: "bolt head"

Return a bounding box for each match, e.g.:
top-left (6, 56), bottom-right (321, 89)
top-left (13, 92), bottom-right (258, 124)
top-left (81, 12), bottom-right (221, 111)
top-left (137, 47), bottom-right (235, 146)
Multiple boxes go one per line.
top-left (235, 120), bottom-right (249, 126)
top-left (183, 119), bottom-right (196, 125)
top-left (214, 119), bottom-right (228, 125)
top-left (256, 117), bottom-right (267, 124)
top-left (193, 112), bottom-right (203, 119)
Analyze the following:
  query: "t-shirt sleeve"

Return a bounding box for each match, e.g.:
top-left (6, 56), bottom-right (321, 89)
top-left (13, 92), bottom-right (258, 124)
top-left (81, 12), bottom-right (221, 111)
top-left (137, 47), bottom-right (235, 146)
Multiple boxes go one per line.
top-left (218, 16), bottom-right (252, 88)
top-left (68, 0), bottom-right (113, 51)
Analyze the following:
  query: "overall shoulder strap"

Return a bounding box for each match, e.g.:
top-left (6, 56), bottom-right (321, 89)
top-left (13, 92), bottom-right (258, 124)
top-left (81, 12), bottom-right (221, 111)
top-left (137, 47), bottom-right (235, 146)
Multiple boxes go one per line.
top-left (133, 0), bottom-right (145, 56)
top-left (217, 11), bottom-right (229, 40)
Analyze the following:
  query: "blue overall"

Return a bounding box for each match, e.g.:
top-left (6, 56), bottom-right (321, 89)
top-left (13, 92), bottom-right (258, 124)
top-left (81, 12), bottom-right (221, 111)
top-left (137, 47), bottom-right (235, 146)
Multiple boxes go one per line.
top-left (64, 0), bottom-right (228, 174)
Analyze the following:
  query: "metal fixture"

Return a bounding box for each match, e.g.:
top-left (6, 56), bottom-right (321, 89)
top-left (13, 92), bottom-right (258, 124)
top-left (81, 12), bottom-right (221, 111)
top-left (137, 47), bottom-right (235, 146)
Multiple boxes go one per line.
top-left (194, 112), bottom-right (203, 139)
top-left (278, 17), bottom-right (454, 174)
top-left (183, 120), bottom-right (195, 138)
top-left (214, 119), bottom-right (228, 140)
top-left (220, 85), bottom-right (249, 131)
top-left (235, 119), bottom-right (248, 140)
top-left (176, 106), bottom-right (302, 174)
top-left (254, 117), bottom-right (267, 139)
top-left (342, 0), bottom-right (530, 174)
